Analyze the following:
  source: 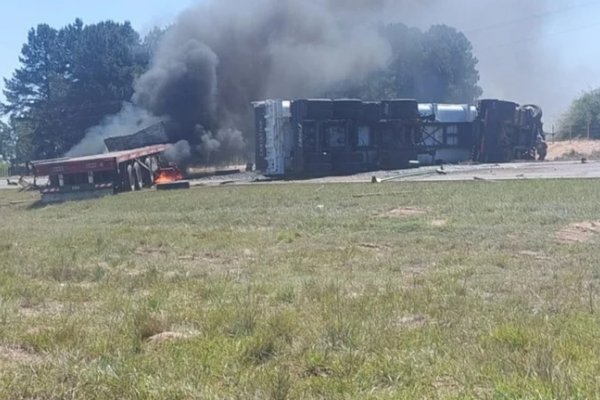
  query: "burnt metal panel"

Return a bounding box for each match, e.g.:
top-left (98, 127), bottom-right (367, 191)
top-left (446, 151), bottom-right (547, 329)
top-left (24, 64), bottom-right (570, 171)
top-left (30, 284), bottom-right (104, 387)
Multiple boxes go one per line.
top-left (104, 122), bottom-right (169, 152)
top-left (303, 152), bottom-right (333, 176)
top-left (291, 99), bottom-right (334, 121)
top-left (476, 99), bottom-right (518, 163)
top-left (331, 151), bottom-right (368, 174)
top-left (379, 149), bottom-right (419, 170)
top-left (254, 103), bottom-right (268, 172)
top-left (332, 99), bottom-right (363, 120)
top-left (362, 102), bottom-right (383, 122)
top-left (255, 98), bottom-right (438, 176)
top-left (382, 99), bottom-right (419, 120)
top-left (300, 121), bottom-right (319, 153)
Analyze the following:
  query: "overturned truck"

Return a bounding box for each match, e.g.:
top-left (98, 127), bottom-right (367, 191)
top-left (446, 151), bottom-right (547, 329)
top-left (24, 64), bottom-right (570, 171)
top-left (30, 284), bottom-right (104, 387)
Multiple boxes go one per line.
top-left (254, 98), bottom-right (547, 177)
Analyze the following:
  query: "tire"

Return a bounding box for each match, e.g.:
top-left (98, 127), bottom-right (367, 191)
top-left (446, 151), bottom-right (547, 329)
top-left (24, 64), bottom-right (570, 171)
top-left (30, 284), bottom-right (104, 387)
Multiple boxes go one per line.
top-left (127, 164), bottom-right (136, 192)
top-left (134, 162), bottom-right (143, 190)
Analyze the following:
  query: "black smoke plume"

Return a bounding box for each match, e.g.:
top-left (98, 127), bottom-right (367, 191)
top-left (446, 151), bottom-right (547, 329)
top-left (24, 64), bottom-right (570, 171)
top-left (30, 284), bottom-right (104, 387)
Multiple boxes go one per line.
top-left (69, 0), bottom-right (393, 162)
top-left (68, 0), bottom-right (574, 161)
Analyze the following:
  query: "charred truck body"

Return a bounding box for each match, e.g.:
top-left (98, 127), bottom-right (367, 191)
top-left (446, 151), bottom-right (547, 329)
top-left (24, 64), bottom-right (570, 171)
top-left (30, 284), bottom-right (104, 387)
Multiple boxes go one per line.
top-left (254, 98), bottom-right (546, 176)
top-left (417, 103), bottom-right (478, 165)
top-left (254, 99), bottom-right (420, 176)
top-left (474, 100), bottom-right (546, 163)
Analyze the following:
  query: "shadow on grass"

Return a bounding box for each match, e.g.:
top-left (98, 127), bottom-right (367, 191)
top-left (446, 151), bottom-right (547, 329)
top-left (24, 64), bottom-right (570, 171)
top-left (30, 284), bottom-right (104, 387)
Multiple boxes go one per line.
top-left (26, 200), bottom-right (48, 210)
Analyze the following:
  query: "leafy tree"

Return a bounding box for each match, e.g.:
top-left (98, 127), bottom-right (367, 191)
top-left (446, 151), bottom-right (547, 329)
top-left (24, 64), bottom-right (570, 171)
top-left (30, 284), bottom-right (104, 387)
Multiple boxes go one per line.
top-left (61, 21), bottom-right (149, 147)
top-left (0, 121), bottom-right (16, 161)
top-left (558, 88), bottom-right (600, 139)
top-left (3, 24), bottom-right (68, 159)
top-left (10, 117), bottom-right (35, 163)
top-left (2, 20), bottom-right (149, 160)
top-left (142, 26), bottom-right (169, 58)
top-left (419, 25), bottom-right (482, 103)
top-left (329, 23), bottom-right (482, 104)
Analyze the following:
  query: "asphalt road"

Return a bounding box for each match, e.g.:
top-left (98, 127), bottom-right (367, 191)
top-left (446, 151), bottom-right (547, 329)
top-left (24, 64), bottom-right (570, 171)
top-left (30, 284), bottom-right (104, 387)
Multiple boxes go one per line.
top-left (389, 160), bottom-right (600, 182)
top-left (1, 160), bottom-right (599, 191)
top-left (190, 160), bottom-right (600, 185)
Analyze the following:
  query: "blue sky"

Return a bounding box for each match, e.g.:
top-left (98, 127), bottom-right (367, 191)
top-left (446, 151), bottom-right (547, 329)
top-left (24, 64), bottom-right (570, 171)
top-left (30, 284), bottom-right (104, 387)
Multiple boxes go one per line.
top-left (0, 0), bottom-right (195, 85)
top-left (1, 0), bottom-right (600, 126)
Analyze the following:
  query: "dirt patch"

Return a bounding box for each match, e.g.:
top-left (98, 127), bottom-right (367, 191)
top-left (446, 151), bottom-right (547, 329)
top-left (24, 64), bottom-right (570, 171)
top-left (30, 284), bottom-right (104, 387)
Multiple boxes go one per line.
top-left (556, 221), bottom-right (600, 244)
top-left (146, 330), bottom-right (199, 345)
top-left (19, 301), bottom-right (65, 317)
top-left (394, 314), bottom-right (428, 329)
top-left (177, 252), bottom-right (221, 262)
top-left (0, 345), bottom-right (43, 366)
top-left (518, 250), bottom-right (552, 261)
top-left (135, 247), bottom-right (168, 257)
top-left (385, 207), bottom-right (427, 217)
top-left (431, 219), bottom-right (448, 227)
top-left (358, 242), bottom-right (389, 250)
top-left (547, 140), bottom-right (600, 160)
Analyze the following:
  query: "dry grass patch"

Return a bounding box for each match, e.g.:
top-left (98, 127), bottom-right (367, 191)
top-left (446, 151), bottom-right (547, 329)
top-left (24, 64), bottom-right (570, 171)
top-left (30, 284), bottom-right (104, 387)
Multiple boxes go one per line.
top-left (394, 314), bottom-right (429, 329)
top-left (431, 219), bottom-right (448, 227)
top-left (18, 298), bottom-right (68, 317)
top-left (357, 242), bottom-right (389, 250)
top-left (385, 206), bottom-right (427, 217)
top-left (518, 250), bottom-right (552, 261)
top-left (145, 330), bottom-right (200, 345)
top-left (0, 345), bottom-right (44, 366)
top-left (555, 221), bottom-right (600, 244)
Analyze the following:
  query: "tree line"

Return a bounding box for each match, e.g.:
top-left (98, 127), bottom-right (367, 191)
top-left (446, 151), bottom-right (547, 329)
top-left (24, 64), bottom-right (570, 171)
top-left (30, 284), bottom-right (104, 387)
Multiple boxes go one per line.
top-left (557, 88), bottom-right (600, 140)
top-left (1, 19), bottom-right (483, 163)
top-left (1, 19), bottom-right (161, 162)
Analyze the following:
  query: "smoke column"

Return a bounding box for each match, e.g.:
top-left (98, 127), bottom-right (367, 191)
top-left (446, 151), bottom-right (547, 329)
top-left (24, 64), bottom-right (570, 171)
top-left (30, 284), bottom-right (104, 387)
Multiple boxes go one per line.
top-left (67, 0), bottom-right (395, 161)
top-left (131, 0), bottom-right (394, 163)
top-left (69, 0), bottom-right (583, 159)
top-left (66, 103), bottom-right (160, 157)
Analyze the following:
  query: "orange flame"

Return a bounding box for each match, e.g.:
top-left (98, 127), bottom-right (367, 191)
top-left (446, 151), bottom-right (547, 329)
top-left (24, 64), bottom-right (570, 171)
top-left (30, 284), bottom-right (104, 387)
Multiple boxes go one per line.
top-left (154, 167), bottom-right (183, 185)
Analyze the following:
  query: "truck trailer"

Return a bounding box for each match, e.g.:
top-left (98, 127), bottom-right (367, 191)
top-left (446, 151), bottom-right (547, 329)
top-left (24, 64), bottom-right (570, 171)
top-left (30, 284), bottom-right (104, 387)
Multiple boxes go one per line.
top-left (31, 144), bottom-right (169, 203)
top-left (254, 98), bottom-right (421, 177)
top-left (254, 98), bottom-right (547, 177)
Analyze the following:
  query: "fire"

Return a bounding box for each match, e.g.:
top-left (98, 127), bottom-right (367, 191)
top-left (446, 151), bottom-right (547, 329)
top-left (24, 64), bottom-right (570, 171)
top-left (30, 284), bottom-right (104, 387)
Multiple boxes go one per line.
top-left (154, 167), bottom-right (183, 184)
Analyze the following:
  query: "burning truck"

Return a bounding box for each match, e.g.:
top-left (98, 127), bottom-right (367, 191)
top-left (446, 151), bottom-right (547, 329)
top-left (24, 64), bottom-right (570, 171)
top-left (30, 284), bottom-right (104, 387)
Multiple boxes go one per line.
top-left (31, 122), bottom-right (187, 203)
top-left (254, 98), bottom-right (547, 177)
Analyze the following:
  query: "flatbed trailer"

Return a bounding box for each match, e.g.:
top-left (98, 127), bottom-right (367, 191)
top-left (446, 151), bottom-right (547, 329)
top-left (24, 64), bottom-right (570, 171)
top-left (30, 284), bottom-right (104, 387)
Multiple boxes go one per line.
top-left (31, 144), bottom-right (170, 203)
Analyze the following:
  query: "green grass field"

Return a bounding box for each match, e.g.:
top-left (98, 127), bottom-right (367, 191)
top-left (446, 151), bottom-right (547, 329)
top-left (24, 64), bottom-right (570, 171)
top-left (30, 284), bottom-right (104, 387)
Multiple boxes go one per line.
top-left (1, 180), bottom-right (600, 399)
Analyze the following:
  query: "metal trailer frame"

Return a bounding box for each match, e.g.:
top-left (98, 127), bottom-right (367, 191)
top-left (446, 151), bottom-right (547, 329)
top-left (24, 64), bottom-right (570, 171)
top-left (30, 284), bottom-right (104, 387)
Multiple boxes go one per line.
top-left (415, 122), bottom-right (477, 165)
top-left (31, 144), bottom-right (169, 203)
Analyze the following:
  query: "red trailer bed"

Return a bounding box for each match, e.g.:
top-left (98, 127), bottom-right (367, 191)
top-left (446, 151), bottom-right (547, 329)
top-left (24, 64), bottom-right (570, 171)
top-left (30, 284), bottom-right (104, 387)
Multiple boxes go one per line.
top-left (31, 144), bottom-right (169, 176)
top-left (31, 144), bottom-right (170, 203)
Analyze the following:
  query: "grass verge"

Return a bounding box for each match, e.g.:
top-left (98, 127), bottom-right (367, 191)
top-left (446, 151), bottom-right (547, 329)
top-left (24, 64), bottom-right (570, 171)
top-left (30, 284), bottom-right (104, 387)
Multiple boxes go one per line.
top-left (0, 180), bottom-right (599, 399)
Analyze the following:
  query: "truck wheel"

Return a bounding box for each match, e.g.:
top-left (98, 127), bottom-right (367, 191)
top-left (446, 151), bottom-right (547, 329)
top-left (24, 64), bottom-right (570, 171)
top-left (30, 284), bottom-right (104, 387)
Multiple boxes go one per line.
top-left (127, 164), bottom-right (137, 191)
top-left (144, 158), bottom-right (155, 187)
top-left (134, 162), bottom-right (143, 190)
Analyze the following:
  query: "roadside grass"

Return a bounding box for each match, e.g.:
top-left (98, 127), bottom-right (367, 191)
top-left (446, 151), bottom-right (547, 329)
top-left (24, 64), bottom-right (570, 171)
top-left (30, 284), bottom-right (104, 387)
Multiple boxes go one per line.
top-left (0, 180), bottom-right (599, 398)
